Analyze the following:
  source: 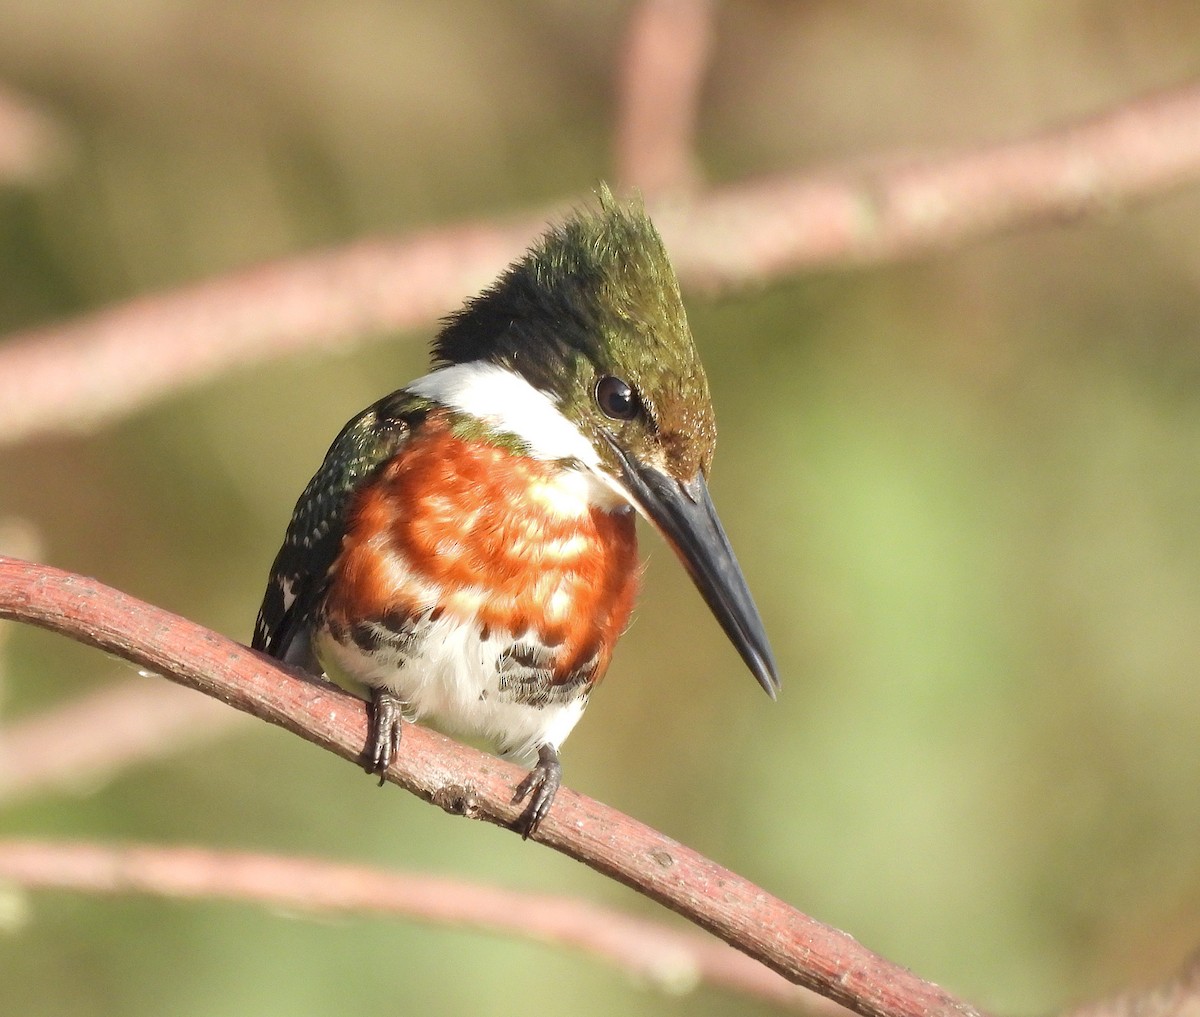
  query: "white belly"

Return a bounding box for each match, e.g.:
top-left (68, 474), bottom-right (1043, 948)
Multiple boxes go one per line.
top-left (315, 616), bottom-right (587, 761)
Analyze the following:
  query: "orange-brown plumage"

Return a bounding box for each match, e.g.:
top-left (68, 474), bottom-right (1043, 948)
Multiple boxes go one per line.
top-left (325, 416), bottom-right (639, 681)
top-left (253, 191), bottom-right (778, 838)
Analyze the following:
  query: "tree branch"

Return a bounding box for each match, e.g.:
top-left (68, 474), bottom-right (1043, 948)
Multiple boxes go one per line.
top-left (0, 838), bottom-right (849, 1013)
top-left (614, 0), bottom-right (713, 193)
top-left (2, 82), bottom-right (1200, 446)
top-left (0, 680), bottom-right (242, 806)
top-left (1065, 950), bottom-right (1200, 1017)
top-left (0, 83), bottom-right (67, 184)
top-left (0, 555), bottom-right (987, 1017)
top-left (0, 215), bottom-right (545, 447)
top-left (658, 80), bottom-right (1200, 288)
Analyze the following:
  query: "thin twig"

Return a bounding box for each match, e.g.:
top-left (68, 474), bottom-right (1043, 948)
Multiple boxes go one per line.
top-left (1064, 949), bottom-right (1200, 1017)
top-left (614, 0), bottom-right (714, 192)
top-left (0, 216), bottom-right (544, 446)
top-left (0, 84), bottom-right (67, 184)
top-left (2, 82), bottom-right (1200, 447)
top-left (0, 838), bottom-right (848, 1013)
top-left (0, 679), bottom-right (243, 806)
top-left (656, 80), bottom-right (1200, 288)
top-left (0, 555), bottom-right (988, 1017)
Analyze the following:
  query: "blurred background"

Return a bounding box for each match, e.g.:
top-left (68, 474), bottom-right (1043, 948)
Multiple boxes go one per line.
top-left (3, 2), bottom-right (1200, 1015)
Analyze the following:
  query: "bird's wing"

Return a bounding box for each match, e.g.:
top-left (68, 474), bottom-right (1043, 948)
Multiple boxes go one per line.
top-left (251, 390), bottom-right (428, 670)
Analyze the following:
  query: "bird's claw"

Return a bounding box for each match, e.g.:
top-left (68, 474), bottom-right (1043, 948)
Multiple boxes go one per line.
top-left (511, 744), bottom-right (562, 839)
top-left (366, 688), bottom-right (404, 785)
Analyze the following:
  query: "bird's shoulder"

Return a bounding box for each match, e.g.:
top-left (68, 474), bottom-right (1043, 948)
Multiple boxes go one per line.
top-left (251, 389), bottom-right (431, 660)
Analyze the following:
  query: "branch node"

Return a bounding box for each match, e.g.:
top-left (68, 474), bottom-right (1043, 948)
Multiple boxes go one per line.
top-left (431, 781), bottom-right (483, 821)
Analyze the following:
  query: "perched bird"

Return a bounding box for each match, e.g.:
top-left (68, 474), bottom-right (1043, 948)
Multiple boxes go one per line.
top-left (252, 188), bottom-right (778, 836)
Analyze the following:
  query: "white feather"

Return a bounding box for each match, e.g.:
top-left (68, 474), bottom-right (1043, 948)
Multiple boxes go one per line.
top-left (409, 362), bottom-right (595, 462)
top-left (317, 617), bottom-right (587, 761)
top-left (407, 363), bottom-right (630, 512)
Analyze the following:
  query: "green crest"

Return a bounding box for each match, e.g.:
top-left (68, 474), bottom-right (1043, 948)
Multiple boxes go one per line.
top-left (433, 185), bottom-right (716, 480)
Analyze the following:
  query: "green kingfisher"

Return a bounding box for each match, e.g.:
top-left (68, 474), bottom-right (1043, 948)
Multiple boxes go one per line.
top-left (252, 187), bottom-right (779, 836)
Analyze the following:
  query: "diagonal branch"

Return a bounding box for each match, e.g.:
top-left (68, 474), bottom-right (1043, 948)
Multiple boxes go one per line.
top-left (2, 82), bottom-right (1200, 446)
top-left (0, 837), bottom-right (844, 1013)
top-left (0, 679), bottom-right (243, 806)
top-left (0, 215), bottom-right (545, 447)
top-left (0, 555), bottom-right (988, 1017)
top-left (657, 80), bottom-right (1200, 287)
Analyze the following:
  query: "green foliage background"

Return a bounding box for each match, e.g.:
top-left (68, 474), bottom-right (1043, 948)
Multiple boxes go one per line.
top-left (3, 3), bottom-right (1200, 1015)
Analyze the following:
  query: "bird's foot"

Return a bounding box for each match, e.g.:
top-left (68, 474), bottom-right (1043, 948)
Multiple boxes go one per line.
top-left (510, 744), bottom-right (561, 839)
top-left (365, 688), bottom-right (404, 786)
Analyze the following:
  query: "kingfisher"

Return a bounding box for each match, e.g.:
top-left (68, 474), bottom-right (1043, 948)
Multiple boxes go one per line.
top-left (252, 187), bottom-right (779, 836)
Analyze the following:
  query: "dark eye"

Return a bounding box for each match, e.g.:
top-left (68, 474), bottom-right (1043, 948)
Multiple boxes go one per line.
top-left (595, 375), bottom-right (638, 420)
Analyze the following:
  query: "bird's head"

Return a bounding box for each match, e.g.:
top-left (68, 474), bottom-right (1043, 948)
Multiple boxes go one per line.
top-left (415, 185), bottom-right (779, 696)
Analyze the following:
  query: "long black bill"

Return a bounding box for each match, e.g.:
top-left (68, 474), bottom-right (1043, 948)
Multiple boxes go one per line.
top-left (606, 442), bottom-right (780, 697)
